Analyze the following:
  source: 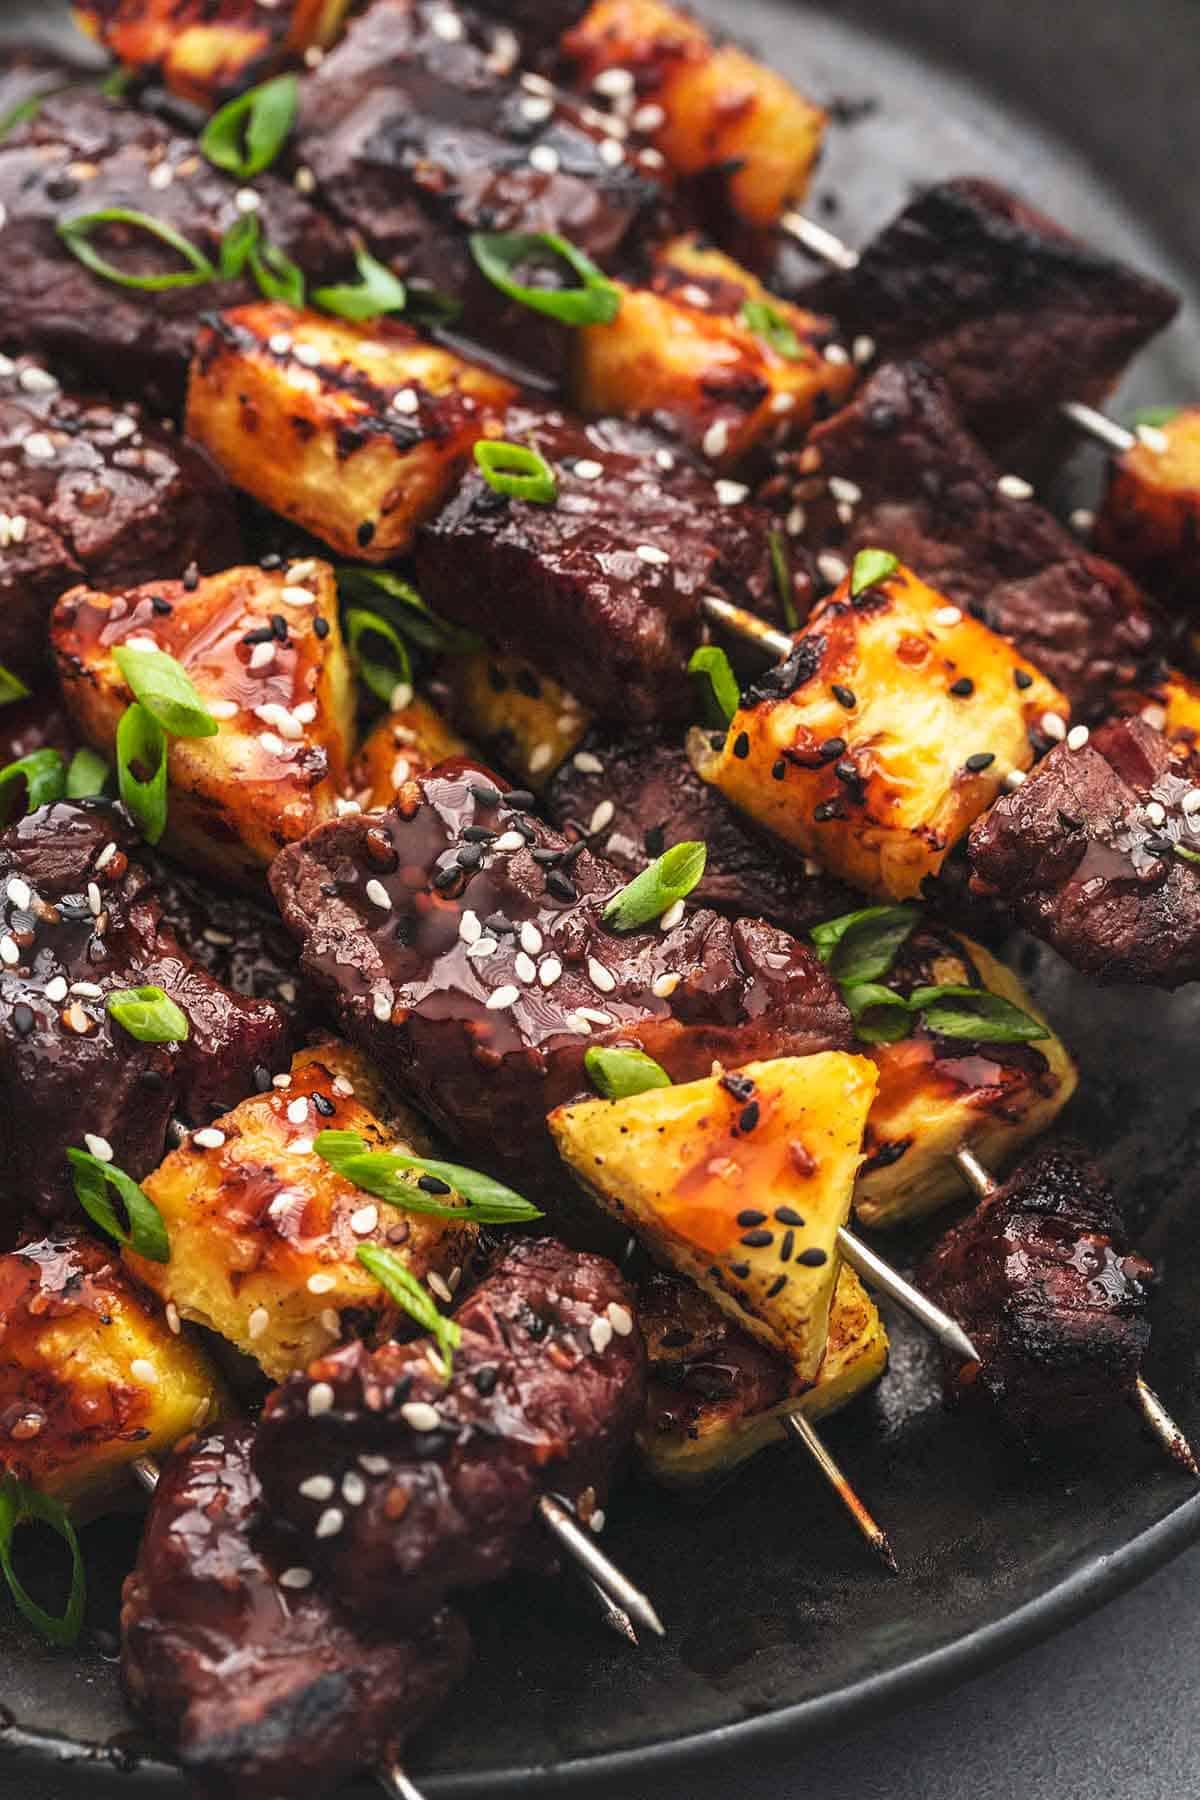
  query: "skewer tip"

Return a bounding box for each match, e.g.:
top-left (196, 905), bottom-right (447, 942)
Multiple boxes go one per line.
top-left (783, 1411), bottom-right (900, 1574)
top-left (1136, 1377), bottom-right (1200, 1476)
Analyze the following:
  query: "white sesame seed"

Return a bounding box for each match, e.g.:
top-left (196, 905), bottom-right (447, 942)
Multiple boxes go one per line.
top-left (659, 899), bottom-right (685, 931)
top-left (589, 799), bottom-right (615, 834)
top-left (817, 552), bottom-right (849, 587)
top-left (430, 5), bottom-right (464, 39)
top-left (828, 476), bottom-right (863, 506)
top-left (606, 1302), bottom-right (634, 1336)
top-left (269, 331), bottom-right (293, 356)
top-left (83, 1133), bottom-right (113, 1162)
top-left (654, 448), bottom-right (676, 471)
top-left (428, 1270), bottom-right (453, 1304)
top-left (593, 66), bottom-right (635, 96)
top-left (652, 972), bottom-right (680, 999)
top-left (715, 479), bottom-right (750, 507)
top-left (576, 1006), bottom-right (612, 1026)
top-left (342, 1471), bottom-right (366, 1507)
top-left (95, 842), bottom-right (118, 872)
top-left (529, 144), bottom-right (560, 174)
top-left (281, 585), bottom-right (316, 609)
top-left (5, 878), bottom-right (30, 910)
top-left (390, 756), bottom-right (411, 787)
top-left (208, 699), bottom-right (239, 720)
top-left (638, 146), bottom-right (665, 169)
top-left (599, 136), bottom-right (625, 167)
top-left (787, 505), bottom-right (807, 536)
top-left (1145, 800), bottom-right (1167, 826)
top-left (486, 984), bottom-right (520, 1010)
top-left (1040, 711), bottom-right (1067, 742)
top-left (365, 878), bottom-right (392, 911)
top-left (587, 956), bottom-right (616, 993)
top-left (520, 921), bottom-right (543, 955)
top-left (193, 1128), bottom-right (226, 1149)
top-left (165, 1301), bottom-right (181, 1336)
top-left (529, 742), bottom-right (553, 773)
top-left (300, 1474), bottom-right (335, 1502)
top-left (391, 386), bottom-right (420, 418)
top-left (1070, 508), bottom-right (1096, 535)
top-left (824, 343), bottom-right (851, 366)
top-left (573, 751), bottom-right (604, 775)
top-left (130, 1359), bottom-right (156, 1384)
top-left (291, 1138), bottom-right (314, 1157)
top-left (248, 1306), bottom-right (270, 1341)
top-left (5, 514), bottom-right (24, 544)
top-left (590, 1508), bottom-right (607, 1534)
top-left (635, 543), bottom-right (670, 566)
top-left (308, 1382), bottom-right (335, 1417)
top-left (359, 1454), bottom-right (391, 1477)
top-left (566, 1012), bottom-right (592, 1034)
top-left (350, 1203), bottom-right (379, 1235)
top-left (284, 1098), bottom-right (307, 1126)
top-left (235, 187), bottom-right (261, 214)
top-left (280, 1567), bottom-right (313, 1590)
top-left (539, 956), bottom-right (563, 987)
top-left (249, 641), bottom-right (276, 672)
top-left (124, 634), bottom-right (159, 654)
top-left (459, 910), bottom-right (484, 947)
top-left (521, 94), bottom-right (554, 123)
top-left (998, 473), bottom-right (1035, 501)
top-left (632, 102), bottom-right (666, 131)
top-left (44, 976), bottom-right (67, 1003)
top-left (315, 1507), bottom-right (345, 1539)
top-left (589, 1315), bottom-right (614, 1353)
top-left (336, 798), bottom-right (362, 817)
top-left (467, 936), bottom-right (498, 959)
top-left (401, 1401), bottom-right (441, 1432)
top-left (332, 1075), bottom-right (355, 1098)
top-left (514, 951), bottom-right (537, 983)
top-left (493, 830), bottom-right (525, 852)
top-left (1137, 424), bottom-right (1170, 454)
top-left (23, 432), bottom-right (56, 463)
top-left (1183, 789), bottom-right (1200, 815)
top-left (702, 420), bottom-right (730, 460)
top-left (853, 334), bottom-right (877, 365)
top-left (63, 1002), bottom-right (91, 1035)
top-left (253, 703), bottom-right (303, 741)
top-left (70, 982), bottom-right (103, 999)
top-left (573, 458), bottom-right (604, 481)
top-left (272, 1073), bottom-right (293, 1089)
top-left (1066, 725), bottom-right (1091, 751)
top-left (87, 882), bottom-right (102, 916)
top-left (1004, 768), bottom-right (1027, 791)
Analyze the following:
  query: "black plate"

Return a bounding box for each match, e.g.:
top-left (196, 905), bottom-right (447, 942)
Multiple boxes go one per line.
top-left (4, 0), bottom-right (1200, 1793)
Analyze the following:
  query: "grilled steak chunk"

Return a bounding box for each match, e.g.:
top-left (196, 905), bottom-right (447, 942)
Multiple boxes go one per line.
top-left (640, 1265), bottom-right (788, 1434)
top-left (772, 360), bottom-right (1160, 717)
top-left (0, 90), bottom-right (349, 412)
top-left (416, 405), bottom-right (777, 724)
top-left (0, 355), bottom-right (241, 682)
top-left (967, 715), bottom-right (1200, 988)
top-left (122, 1424), bottom-right (470, 1800)
top-left (254, 1237), bottom-right (644, 1625)
top-left (0, 801), bottom-right (287, 1236)
top-left (922, 1145), bottom-right (1153, 1441)
top-left (799, 180), bottom-right (1179, 470)
top-left (269, 762), bottom-right (852, 1180)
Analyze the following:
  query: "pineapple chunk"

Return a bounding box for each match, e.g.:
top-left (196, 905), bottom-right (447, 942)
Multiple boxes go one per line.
top-left (349, 695), bottom-right (470, 811)
top-left (72, 0), bottom-right (354, 107)
top-left (53, 560), bottom-right (354, 890)
top-left (574, 275), bottom-right (855, 469)
top-left (1095, 406), bottom-right (1200, 599)
top-left (435, 650), bottom-right (592, 790)
top-left (854, 936), bottom-right (1078, 1230)
top-left (1113, 664), bottom-right (1200, 755)
top-left (187, 304), bottom-right (515, 560)
top-left (548, 1053), bottom-right (877, 1376)
top-left (127, 1038), bottom-right (477, 1382)
top-left (563, 0), bottom-right (826, 228)
top-left (690, 561), bottom-right (1067, 900)
top-left (0, 1236), bottom-right (224, 1520)
top-left (638, 1266), bottom-right (888, 1488)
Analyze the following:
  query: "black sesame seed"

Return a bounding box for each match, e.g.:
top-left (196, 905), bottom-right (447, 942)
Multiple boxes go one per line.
top-left (832, 684), bottom-right (857, 708)
top-left (795, 1247), bottom-right (828, 1267)
top-left (964, 752), bottom-right (996, 773)
top-left (660, 1328), bottom-right (693, 1349)
top-left (182, 564), bottom-right (199, 592)
top-left (313, 1092), bottom-right (336, 1116)
top-left (719, 1072), bottom-right (756, 1102)
top-left (505, 789), bottom-right (535, 811)
top-left (242, 625), bottom-right (275, 645)
top-left (739, 1100), bottom-right (760, 1133)
top-left (462, 825), bottom-right (496, 843)
top-left (357, 519), bottom-right (376, 547)
top-left (813, 800), bottom-right (840, 822)
top-left (456, 843), bottom-right (483, 870)
top-left (532, 847), bottom-right (562, 866)
top-left (766, 1274), bottom-right (788, 1298)
top-left (729, 1261), bottom-right (751, 1280)
top-left (547, 870), bottom-right (577, 901)
top-left (391, 1374), bottom-right (413, 1404)
top-left (774, 1206), bottom-right (804, 1226)
top-left (11, 1002), bottom-right (33, 1036)
top-left (150, 595), bottom-right (173, 616)
top-left (270, 613), bottom-right (289, 642)
top-left (484, 912), bottom-right (513, 934)
top-left (732, 731), bottom-right (751, 759)
top-left (737, 1209), bottom-right (767, 1227)
top-left (740, 1229), bottom-right (773, 1248)
top-left (313, 616), bottom-right (330, 639)
top-left (949, 677), bottom-right (974, 697)
top-left (778, 1229), bottom-right (795, 1262)
top-left (487, 663), bottom-right (508, 693)
top-left (433, 864), bottom-right (462, 891)
top-left (515, 668), bottom-right (541, 700)
top-left (1014, 669), bottom-right (1034, 690)
top-left (140, 1069), bottom-right (165, 1090)
top-left (469, 780), bottom-right (503, 807)
top-left (864, 1138), bottom-right (910, 1171)
top-left (260, 552), bottom-right (283, 570)
top-left (643, 825), bottom-right (665, 857)
top-left (818, 736), bottom-right (847, 762)
top-left (772, 760), bottom-right (787, 781)
top-left (418, 1175), bottom-right (452, 1195)
top-left (473, 1364), bottom-right (500, 1396)
top-left (253, 1064), bottom-right (272, 1093)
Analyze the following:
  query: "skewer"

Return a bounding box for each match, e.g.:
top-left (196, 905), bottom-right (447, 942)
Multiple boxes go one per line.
top-left (951, 1146), bottom-right (1199, 1474)
top-left (538, 1493), bottom-right (665, 1637)
top-left (701, 593), bottom-right (794, 658)
top-left (837, 1225), bottom-right (981, 1368)
top-left (782, 1410), bottom-right (898, 1573)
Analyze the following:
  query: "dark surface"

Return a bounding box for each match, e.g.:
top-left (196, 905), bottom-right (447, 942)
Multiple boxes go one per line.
top-left (5, 0), bottom-right (1200, 1795)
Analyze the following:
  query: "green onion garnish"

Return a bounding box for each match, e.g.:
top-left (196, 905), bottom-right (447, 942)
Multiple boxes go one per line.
top-left (0, 1478), bottom-right (85, 1649)
top-left (314, 247), bottom-right (408, 322)
top-left (688, 645), bottom-right (740, 727)
top-left (57, 208), bottom-right (217, 292)
top-left (811, 904), bottom-right (919, 987)
top-left (335, 568), bottom-right (478, 655)
top-left (470, 230), bottom-right (621, 327)
top-left (850, 548), bottom-right (899, 598)
top-left (602, 840), bottom-right (707, 931)
top-left (344, 609), bottom-right (413, 708)
top-left (113, 646), bottom-right (218, 740)
top-left (741, 298), bottom-right (802, 360)
top-left (0, 749), bottom-right (66, 825)
top-left (767, 527), bottom-right (799, 631)
top-left (105, 986), bottom-right (189, 1044)
top-left (116, 702), bottom-right (168, 845)
top-left (842, 981), bottom-right (916, 1044)
top-left (906, 985), bottom-right (1049, 1043)
top-left (473, 439), bottom-right (558, 504)
top-left (1175, 843), bottom-right (1200, 866)
top-left (315, 1130), bottom-right (544, 1224)
top-left (584, 1045), bottom-right (672, 1100)
top-left (218, 212), bottom-right (260, 279)
top-left (200, 74), bottom-right (299, 180)
top-left (250, 240), bottom-right (306, 307)
top-left (0, 664), bottom-right (31, 708)
top-left (67, 1148), bottom-right (170, 1263)
top-left (65, 747), bottom-right (111, 799)
top-left (356, 1245), bottom-right (461, 1376)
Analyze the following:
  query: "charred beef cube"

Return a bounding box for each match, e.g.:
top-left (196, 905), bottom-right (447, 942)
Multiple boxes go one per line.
top-left (0, 691), bottom-right (75, 769)
top-left (778, 360), bottom-right (1160, 718)
top-left (0, 90), bottom-right (350, 412)
top-left (415, 405), bottom-right (777, 725)
top-left (292, 0), bottom-right (676, 381)
top-left (268, 762), bottom-right (853, 1182)
top-left (0, 800), bottom-right (287, 1235)
top-left (967, 714), bottom-right (1200, 988)
top-left (122, 1424), bottom-right (471, 1800)
top-left (921, 1145), bottom-right (1154, 1441)
top-left (799, 180), bottom-right (1179, 470)
top-left (253, 1237), bottom-right (645, 1626)
top-left (0, 355), bottom-right (242, 685)
top-left (1094, 407), bottom-right (1200, 608)
top-left (545, 723), bottom-right (858, 933)
top-left (74, 1), bottom-right (355, 106)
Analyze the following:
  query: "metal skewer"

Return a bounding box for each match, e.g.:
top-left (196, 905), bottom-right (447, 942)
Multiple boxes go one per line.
top-left (837, 1224), bottom-right (981, 1368)
top-left (782, 1410), bottom-right (898, 1573)
top-left (702, 593), bottom-right (794, 659)
top-left (951, 1146), bottom-right (1199, 1474)
top-left (538, 1493), bottom-right (665, 1637)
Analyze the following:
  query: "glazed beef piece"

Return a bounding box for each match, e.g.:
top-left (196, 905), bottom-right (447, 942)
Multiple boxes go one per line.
top-left (640, 1266), bottom-right (788, 1437)
top-left (0, 355), bottom-right (241, 683)
top-left (416, 406), bottom-right (778, 725)
top-left (0, 90), bottom-right (350, 412)
top-left (799, 180), bottom-right (1179, 470)
top-left (254, 1237), bottom-right (645, 1626)
top-left (0, 692), bottom-right (74, 769)
top-left (0, 801), bottom-right (287, 1235)
top-left (269, 762), bottom-right (852, 1180)
top-left (293, 0), bottom-right (676, 380)
top-left (122, 1425), bottom-right (470, 1800)
top-left (545, 724), bottom-right (857, 932)
top-left (967, 715), bottom-right (1200, 988)
top-left (771, 360), bottom-right (1160, 716)
top-left (922, 1146), bottom-right (1153, 1441)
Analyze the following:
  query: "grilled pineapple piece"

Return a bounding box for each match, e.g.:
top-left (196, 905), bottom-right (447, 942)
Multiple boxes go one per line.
top-left (0, 1236), bottom-right (224, 1519)
top-left (349, 695), bottom-right (470, 810)
top-left (1095, 407), bottom-right (1200, 600)
top-left (689, 561), bottom-right (1067, 900)
top-left (73, 1), bottom-right (353, 106)
top-left (574, 276), bottom-right (855, 469)
top-left (549, 1053), bottom-right (877, 1376)
top-left (127, 1038), bottom-right (477, 1382)
top-left (638, 1266), bottom-right (888, 1488)
top-left (53, 560), bottom-right (353, 890)
top-left (854, 935), bottom-right (1078, 1230)
top-left (187, 304), bottom-right (515, 560)
top-left (435, 650), bottom-right (591, 789)
top-left (563, 0), bottom-right (826, 229)
top-left (1113, 665), bottom-right (1200, 754)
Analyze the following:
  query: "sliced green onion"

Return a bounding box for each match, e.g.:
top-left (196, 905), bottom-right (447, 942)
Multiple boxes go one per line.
top-left (603, 840), bottom-right (707, 931)
top-left (688, 645), bottom-right (740, 727)
top-left (470, 230), bottom-right (620, 327)
top-left (335, 568), bottom-right (478, 655)
top-left (106, 986), bottom-right (189, 1044)
top-left (0, 749), bottom-right (65, 825)
top-left (66, 1148), bottom-right (170, 1263)
top-left (907, 985), bottom-right (1049, 1043)
top-left (811, 904), bottom-right (919, 987)
top-left (0, 92), bottom-right (52, 141)
top-left (200, 73), bottom-right (299, 179)
top-left (315, 1131), bottom-right (543, 1224)
top-left (406, 285), bottom-right (463, 327)
top-left (98, 65), bottom-right (137, 100)
top-left (344, 609), bottom-right (413, 708)
top-left (843, 981), bottom-right (915, 1045)
top-left (1175, 843), bottom-right (1200, 866)
top-left (356, 1245), bottom-right (461, 1375)
top-left (473, 439), bottom-right (557, 504)
top-left (0, 1478), bottom-right (85, 1649)
top-left (0, 665), bottom-right (30, 708)
top-left (57, 208), bottom-right (216, 292)
top-left (218, 212), bottom-right (260, 279)
top-left (250, 241), bottom-right (306, 307)
top-left (314, 247), bottom-right (408, 322)
top-left (584, 1045), bottom-right (672, 1100)
top-left (116, 702), bottom-right (168, 845)
top-left (768, 527), bottom-right (799, 631)
top-left (66, 747), bottom-right (111, 799)
top-left (850, 548), bottom-right (899, 598)
top-left (741, 298), bottom-right (802, 360)
top-left (113, 646), bottom-right (217, 740)
top-left (1133, 405), bottom-right (1180, 430)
